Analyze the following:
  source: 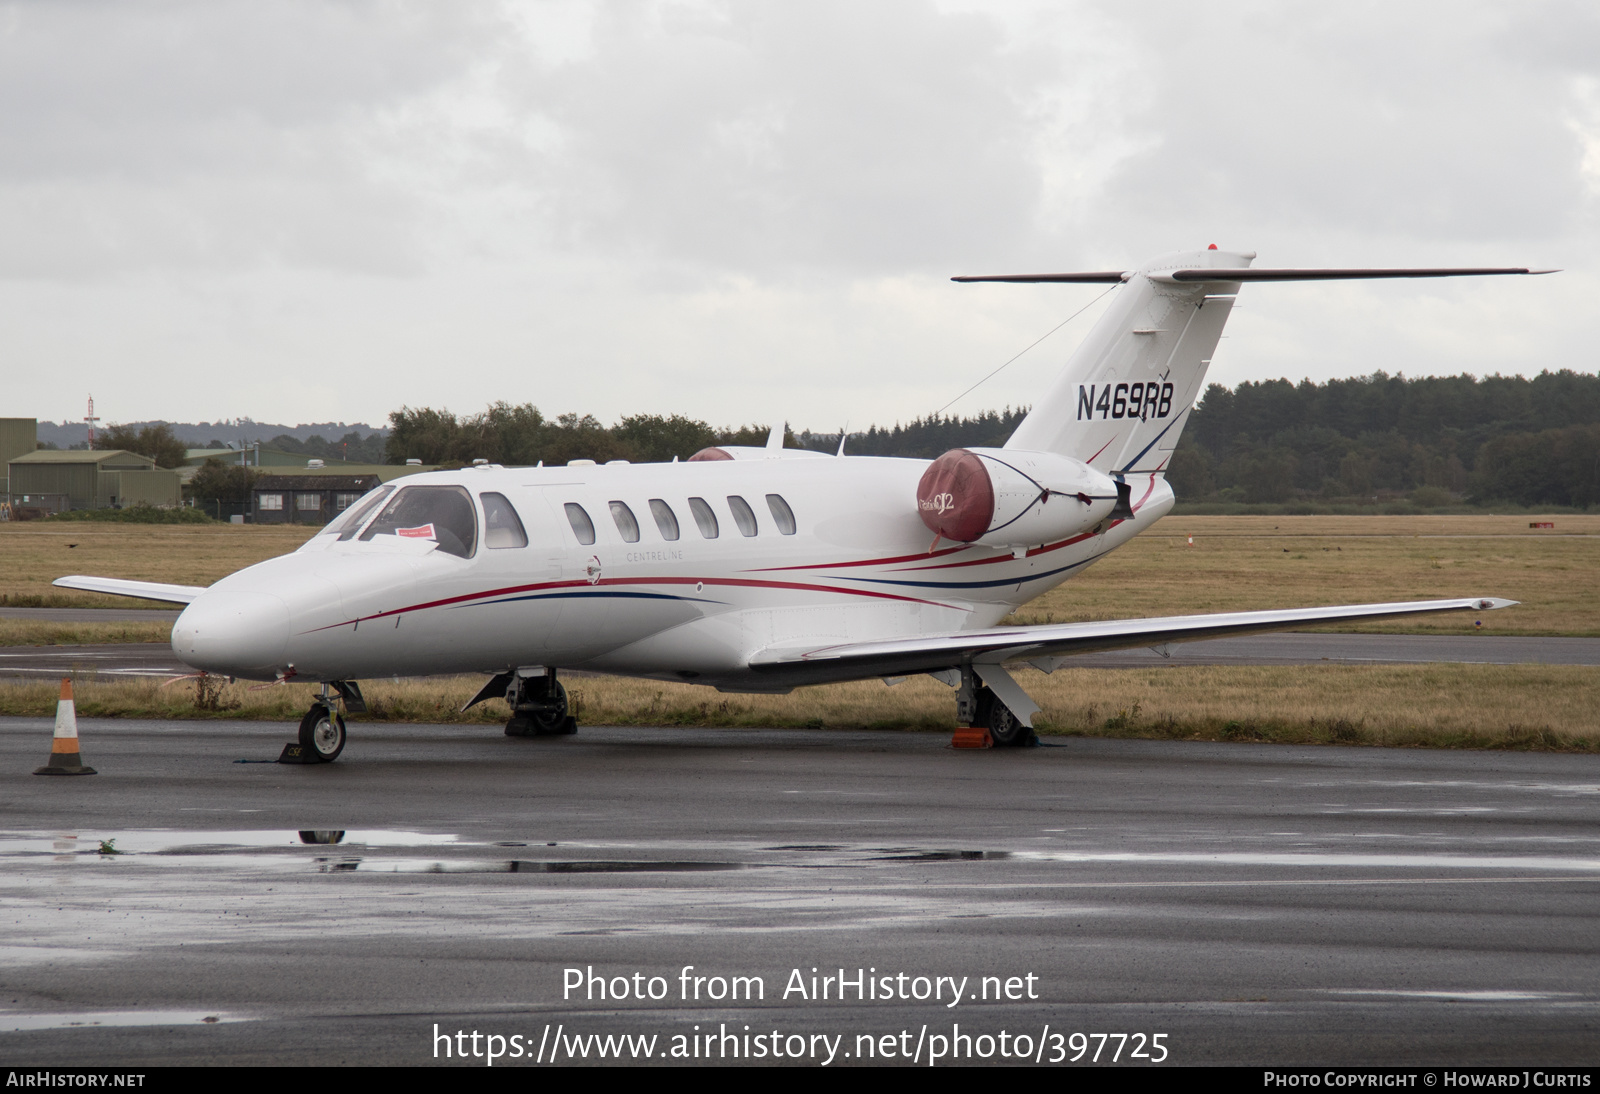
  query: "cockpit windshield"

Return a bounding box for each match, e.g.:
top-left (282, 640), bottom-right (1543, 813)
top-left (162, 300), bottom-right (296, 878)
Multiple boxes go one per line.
top-left (320, 485), bottom-right (394, 540)
top-left (358, 485), bottom-right (478, 558)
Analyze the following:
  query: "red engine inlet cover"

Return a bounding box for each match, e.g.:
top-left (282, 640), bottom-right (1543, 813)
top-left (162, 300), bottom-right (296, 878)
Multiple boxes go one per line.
top-left (916, 449), bottom-right (994, 543)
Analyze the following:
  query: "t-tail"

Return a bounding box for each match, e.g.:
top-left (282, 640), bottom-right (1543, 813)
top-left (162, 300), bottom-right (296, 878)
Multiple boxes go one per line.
top-left (954, 249), bottom-right (1555, 477)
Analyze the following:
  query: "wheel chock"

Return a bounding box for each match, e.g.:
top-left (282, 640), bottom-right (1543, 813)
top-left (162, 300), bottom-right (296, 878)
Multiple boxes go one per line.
top-left (34, 678), bottom-right (96, 776)
top-left (950, 727), bottom-right (993, 749)
top-left (276, 742), bottom-right (320, 764)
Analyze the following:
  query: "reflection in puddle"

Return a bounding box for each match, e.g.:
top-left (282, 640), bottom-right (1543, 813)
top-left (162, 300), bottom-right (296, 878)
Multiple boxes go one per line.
top-left (871, 850), bottom-right (1013, 862)
top-left (0, 1010), bottom-right (245, 1031)
top-left (0, 830), bottom-right (458, 856)
top-left (320, 858), bottom-right (744, 874)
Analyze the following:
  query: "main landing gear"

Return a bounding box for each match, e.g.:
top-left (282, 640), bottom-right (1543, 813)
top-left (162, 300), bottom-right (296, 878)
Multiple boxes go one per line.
top-left (502, 668), bottom-right (577, 737)
top-left (955, 665), bottom-right (1039, 748)
top-left (297, 681), bottom-right (365, 763)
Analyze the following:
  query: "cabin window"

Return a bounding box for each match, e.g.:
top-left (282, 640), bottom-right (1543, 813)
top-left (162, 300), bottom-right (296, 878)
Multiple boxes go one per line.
top-left (687, 497), bottom-right (719, 539)
top-left (480, 492), bottom-right (529, 549)
top-left (564, 502), bottom-right (596, 545)
top-left (766, 494), bottom-right (797, 535)
top-left (649, 498), bottom-right (680, 541)
top-left (359, 485), bottom-right (478, 559)
top-left (609, 500), bottom-right (641, 543)
top-left (727, 495), bottom-right (758, 537)
top-left (258, 494), bottom-right (284, 511)
top-left (324, 485), bottom-right (393, 539)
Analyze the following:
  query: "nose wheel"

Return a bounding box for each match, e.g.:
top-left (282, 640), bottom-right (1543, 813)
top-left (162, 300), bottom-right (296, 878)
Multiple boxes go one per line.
top-left (298, 703), bottom-right (346, 762)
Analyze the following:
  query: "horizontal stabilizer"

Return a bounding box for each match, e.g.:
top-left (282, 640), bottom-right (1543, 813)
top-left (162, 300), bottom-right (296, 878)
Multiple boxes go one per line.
top-left (750, 597), bottom-right (1516, 682)
top-left (53, 575), bottom-right (207, 605)
top-left (1160, 267), bottom-right (1556, 283)
top-left (953, 272), bottom-right (1128, 284)
top-left (954, 267), bottom-right (1554, 285)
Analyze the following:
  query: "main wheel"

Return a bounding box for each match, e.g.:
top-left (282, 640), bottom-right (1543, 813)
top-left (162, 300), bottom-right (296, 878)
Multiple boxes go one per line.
top-left (530, 681), bottom-right (573, 736)
top-left (298, 705), bottom-right (346, 762)
top-left (980, 688), bottom-right (1033, 747)
top-left (505, 681), bottom-right (575, 737)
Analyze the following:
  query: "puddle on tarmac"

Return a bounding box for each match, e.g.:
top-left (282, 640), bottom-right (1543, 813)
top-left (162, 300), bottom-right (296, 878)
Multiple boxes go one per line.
top-left (0, 1010), bottom-right (247, 1031)
top-left (13, 831), bottom-right (1600, 877)
top-left (1323, 989), bottom-right (1581, 1002)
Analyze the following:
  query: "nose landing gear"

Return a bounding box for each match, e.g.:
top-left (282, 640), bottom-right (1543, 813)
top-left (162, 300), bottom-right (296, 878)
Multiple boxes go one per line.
top-left (293, 681), bottom-right (365, 763)
top-left (298, 703), bottom-right (346, 762)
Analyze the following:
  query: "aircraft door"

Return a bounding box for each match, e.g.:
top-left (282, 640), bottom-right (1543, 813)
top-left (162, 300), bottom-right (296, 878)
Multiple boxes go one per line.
top-left (490, 490), bottom-right (567, 652)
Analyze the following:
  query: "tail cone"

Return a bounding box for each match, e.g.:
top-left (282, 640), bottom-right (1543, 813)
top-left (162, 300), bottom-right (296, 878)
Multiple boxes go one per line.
top-left (34, 678), bottom-right (96, 776)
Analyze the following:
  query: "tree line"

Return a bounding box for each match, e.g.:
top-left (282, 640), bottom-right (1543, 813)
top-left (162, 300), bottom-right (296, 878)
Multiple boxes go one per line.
top-left (381, 403), bottom-right (1030, 467)
top-left (1169, 370), bottom-right (1600, 508)
top-left (99, 371), bottom-right (1600, 511)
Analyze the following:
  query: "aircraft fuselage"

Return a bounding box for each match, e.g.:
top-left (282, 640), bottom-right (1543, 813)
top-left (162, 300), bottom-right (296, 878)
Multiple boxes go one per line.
top-left (170, 455), bottom-right (1171, 689)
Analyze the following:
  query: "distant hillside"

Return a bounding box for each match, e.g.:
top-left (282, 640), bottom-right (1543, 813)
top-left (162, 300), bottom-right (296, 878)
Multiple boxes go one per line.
top-left (36, 419), bottom-right (388, 450)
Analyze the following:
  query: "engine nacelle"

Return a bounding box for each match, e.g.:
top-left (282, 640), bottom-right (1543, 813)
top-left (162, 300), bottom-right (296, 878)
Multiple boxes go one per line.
top-left (916, 447), bottom-right (1121, 548)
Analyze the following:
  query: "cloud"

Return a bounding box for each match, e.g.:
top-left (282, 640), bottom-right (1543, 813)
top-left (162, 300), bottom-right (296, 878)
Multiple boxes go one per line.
top-left (0, 0), bottom-right (1590, 429)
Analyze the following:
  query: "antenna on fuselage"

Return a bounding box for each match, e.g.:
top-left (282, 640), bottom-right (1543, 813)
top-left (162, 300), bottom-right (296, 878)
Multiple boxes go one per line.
top-left (836, 423), bottom-right (848, 457)
top-left (765, 422), bottom-right (786, 457)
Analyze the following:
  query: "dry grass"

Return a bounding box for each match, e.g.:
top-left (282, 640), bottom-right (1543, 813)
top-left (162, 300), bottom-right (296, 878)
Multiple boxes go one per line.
top-left (0, 620), bottom-right (173, 647)
top-left (4, 664), bottom-right (1595, 752)
top-left (1013, 514), bottom-right (1600, 636)
top-left (0, 522), bottom-right (314, 609)
top-left (3, 512), bottom-right (1596, 637)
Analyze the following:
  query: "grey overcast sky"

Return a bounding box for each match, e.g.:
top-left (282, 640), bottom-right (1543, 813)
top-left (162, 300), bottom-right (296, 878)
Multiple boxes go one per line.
top-left (2, 1), bottom-right (1593, 432)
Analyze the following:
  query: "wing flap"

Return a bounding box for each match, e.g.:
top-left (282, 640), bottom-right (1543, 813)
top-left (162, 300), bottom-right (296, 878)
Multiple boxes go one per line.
top-left (750, 597), bottom-right (1515, 679)
top-left (53, 575), bottom-right (207, 605)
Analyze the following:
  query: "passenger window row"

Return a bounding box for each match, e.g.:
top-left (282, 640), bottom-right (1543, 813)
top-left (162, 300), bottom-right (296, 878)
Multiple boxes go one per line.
top-left (565, 495), bottom-right (796, 546)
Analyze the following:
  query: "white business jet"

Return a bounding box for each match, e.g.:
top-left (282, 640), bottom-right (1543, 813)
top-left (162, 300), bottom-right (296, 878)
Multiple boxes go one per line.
top-left (57, 248), bottom-right (1549, 762)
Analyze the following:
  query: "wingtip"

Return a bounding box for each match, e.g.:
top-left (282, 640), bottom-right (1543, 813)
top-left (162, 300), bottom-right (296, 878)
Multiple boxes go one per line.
top-left (1476, 597), bottom-right (1518, 610)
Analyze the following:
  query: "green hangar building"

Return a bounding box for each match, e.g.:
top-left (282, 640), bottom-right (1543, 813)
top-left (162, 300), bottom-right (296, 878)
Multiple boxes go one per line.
top-left (7, 448), bottom-right (183, 513)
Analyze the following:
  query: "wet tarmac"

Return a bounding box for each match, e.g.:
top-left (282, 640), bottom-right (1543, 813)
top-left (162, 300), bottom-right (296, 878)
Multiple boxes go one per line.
top-left (2, 717), bottom-right (1599, 1066)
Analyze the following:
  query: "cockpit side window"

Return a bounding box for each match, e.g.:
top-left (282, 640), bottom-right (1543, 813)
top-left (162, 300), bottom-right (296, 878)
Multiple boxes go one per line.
top-left (687, 497), bottom-right (719, 539)
top-left (727, 495), bottom-right (758, 537)
top-left (325, 485), bottom-right (393, 540)
top-left (359, 485), bottom-right (478, 558)
top-left (564, 502), bottom-right (596, 545)
top-left (480, 492), bottom-right (529, 549)
top-left (609, 500), bottom-right (641, 543)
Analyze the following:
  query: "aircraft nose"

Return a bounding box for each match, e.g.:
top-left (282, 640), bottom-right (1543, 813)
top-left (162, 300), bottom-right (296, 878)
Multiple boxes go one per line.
top-left (172, 591), bottom-right (292, 679)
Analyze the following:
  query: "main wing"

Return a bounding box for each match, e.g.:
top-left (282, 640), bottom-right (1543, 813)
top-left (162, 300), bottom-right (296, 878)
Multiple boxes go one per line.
top-left (748, 597), bottom-right (1514, 683)
top-left (53, 575), bottom-right (207, 605)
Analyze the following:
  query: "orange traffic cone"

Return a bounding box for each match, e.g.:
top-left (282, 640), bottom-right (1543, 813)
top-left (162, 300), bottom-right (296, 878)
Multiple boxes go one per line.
top-left (34, 678), bottom-right (96, 776)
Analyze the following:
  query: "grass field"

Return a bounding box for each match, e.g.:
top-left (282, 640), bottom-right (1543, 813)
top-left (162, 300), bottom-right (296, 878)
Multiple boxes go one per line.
top-left (3, 664), bottom-right (1595, 751)
top-left (3, 512), bottom-right (1595, 639)
top-left (0, 521), bottom-right (315, 609)
top-left (4, 511), bottom-right (1593, 751)
top-left (1013, 513), bottom-right (1600, 636)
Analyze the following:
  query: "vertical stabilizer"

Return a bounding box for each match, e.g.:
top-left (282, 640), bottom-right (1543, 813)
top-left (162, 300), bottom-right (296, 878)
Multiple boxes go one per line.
top-left (1001, 248), bottom-right (1251, 473)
